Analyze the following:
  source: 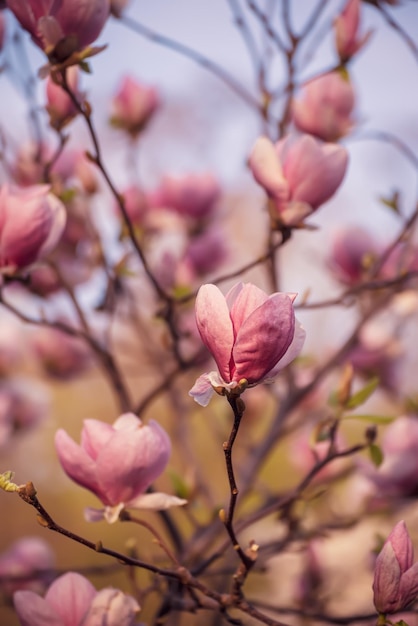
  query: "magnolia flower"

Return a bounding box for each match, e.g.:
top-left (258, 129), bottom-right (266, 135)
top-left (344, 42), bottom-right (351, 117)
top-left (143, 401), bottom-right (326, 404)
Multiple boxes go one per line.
top-left (292, 72), bottom-right (356, 142)
top-left (110, 76), bottom-right (159, 137)
top-left (373, 521), bottom-right (418, 614)
top-left (55, 413), bottom-right (186, 523)
top-left (189, 282), bottom-right (305, 406)
top-left (6, 0), bottom-right (110, 57)
top-left (334, 0), bottom-right (372, 63)
top-left (249, 135), bottom-right (348, 227)
top-left (14, 571), bottom-right (140, 626)
top-left (46, 66), bottom-right (83, 130)
top-left (329, 226), bottom-right (378, 285)
top-left (30, 324), bottom-right (92, 380)
top-left (150, 173), bottom-right (221, 219)
top-left (0, 184), bottom-right (66, 273)
top-left (0, 537), bottom-right (55, 596)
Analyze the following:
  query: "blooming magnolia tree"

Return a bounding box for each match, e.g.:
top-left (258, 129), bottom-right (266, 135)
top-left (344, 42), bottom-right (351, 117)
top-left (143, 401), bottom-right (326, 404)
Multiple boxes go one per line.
top-left (0, 1), bottom-right (417, 625)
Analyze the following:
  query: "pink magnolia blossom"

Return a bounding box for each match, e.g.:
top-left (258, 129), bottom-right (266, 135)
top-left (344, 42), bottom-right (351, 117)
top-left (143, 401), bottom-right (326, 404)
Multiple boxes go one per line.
top-left (55, 413), bottom-right (186, 522)
top-left (249, 135), bottom-right (348, 227)
top-left (150, 173), bottom-right (221, 219)
top-left (334, 0), bottom-right (372, 63)
top-left (110, 76), bottom-right (159, 137)
top-left (13, 571), bottom-right (140, 626)
top-left (6, 0), bottom-right (110, 57)
top-left (373, 521), bottom-right (418, 614)
top-left (46, 66), bottom-right (83, 130)
top-left (292, 72), bottom-right (356, 142)
top-left (189, 282), bottom-right (305, 406)
top-left (329, 226), bottom-right (379, 285)
top-left (0, 184), bottom-right (66, 273)
top-left (118, 184), bottom-right (148, 225)
top-left (0, 537), bottom-right (54, 596)
top-left (30, 325), bottom-right (92, 380)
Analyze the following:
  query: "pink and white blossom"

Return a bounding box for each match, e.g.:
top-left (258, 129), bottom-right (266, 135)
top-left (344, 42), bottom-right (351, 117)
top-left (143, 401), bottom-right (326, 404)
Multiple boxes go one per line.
top-left (13, 571), bottom-right (140, 626)
top-left (0, 184), bottom-right (66, 273)
top-left (55, 413), bottom-right (186, 522)
top-left (249, 135), bottom-right (348, 227)
top-left (189, 282), bottom-right (305, 406)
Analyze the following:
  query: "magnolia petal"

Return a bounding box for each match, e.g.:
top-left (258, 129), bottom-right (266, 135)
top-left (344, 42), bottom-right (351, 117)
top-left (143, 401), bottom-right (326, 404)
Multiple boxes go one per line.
top-left (233, 293), bottom-right (295, 383)
top-left (55, 429), bottom-right (102, 499)
top-left (84, 506), bottom-right (107, 522)
top-left (127, 492), bottom-right (187, 510)
top-left (195, 284), bottom-right (234, 381)
top-left (189, 373), bottom-right (215, 406)
top-left (265, 318), bottom-right (306, 378)
top-left (45, 572), bottom-right (96, 626)
top-left (13, 591), bottom-right (64, 626)
top-left (249, 136), bottom-right (289, 211)
top-left (228, 283), bottom-right (268, 335)
top-left (83, 588), bottom-right (140, 626)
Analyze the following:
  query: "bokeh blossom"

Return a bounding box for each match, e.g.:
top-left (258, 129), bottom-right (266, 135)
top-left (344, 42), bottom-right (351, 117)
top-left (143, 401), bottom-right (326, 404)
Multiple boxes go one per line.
top-left (14, 571), bottom-right (140, 626)
top-left (249, 135), bottom-right (348, 227)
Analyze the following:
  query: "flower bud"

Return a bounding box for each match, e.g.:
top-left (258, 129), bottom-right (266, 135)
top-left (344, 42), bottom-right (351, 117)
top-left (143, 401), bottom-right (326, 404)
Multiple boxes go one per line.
top-left (373, 521), bottom-right (418, 614)
top-left (110, 76), bottom-right (159, 137)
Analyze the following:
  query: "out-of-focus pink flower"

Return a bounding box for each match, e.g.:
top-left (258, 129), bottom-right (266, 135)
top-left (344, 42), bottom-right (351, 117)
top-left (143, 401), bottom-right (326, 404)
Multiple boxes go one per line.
top-left (185, 227), bottom-right (227, 276)
top-left (46, 66), bottom-right (83, 130)
top-left (11, 143), bottom-right (49, 187)
top-left (118, 185), bottom-right (148, 225)
top-left (363, 416), bottom-right (418, 498)
top-left (334, 0), bottom-right (372, 63)
top-left (347, 321), bottom-right (402, 392)
top-left (30, 325), bottom-right (92, 380)
top-left (373, 520), bottom-right (418, 614)
top-left (6, 0), bottom-right (110, 57)
top-left (149, 173), bottom-right (221, 219)
top-left (249, 135), bottom-right (348, 227)
top-left (0, 537), bottom-right (54, 596)
top-left (290, 427), bottom-right (352, 484)
top-left (381, 242), bottom-right (418, 282)
top-left (292, 72), bottom-right (356, 142)
top-left (329, 226), bottom-right (379, 285)
top-left (14, 571), bottom-right (140, 626)
top-left (189, 282), bottom-right (305, 406)
top-left (0, 184), bottom-right (66, 274)
top-left (0, 10), bottom-right (6, 51)
top-left (55, 413), bottom-right (186, 522)
top-left (110, 76), bottom-right (159, 137)
top-left (0, 320), bottom-right (24, 376)
top-left (0, 377), bottom-right (49, 446)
